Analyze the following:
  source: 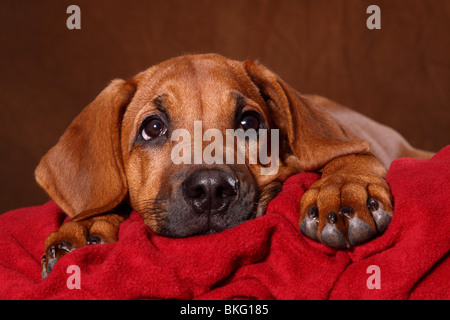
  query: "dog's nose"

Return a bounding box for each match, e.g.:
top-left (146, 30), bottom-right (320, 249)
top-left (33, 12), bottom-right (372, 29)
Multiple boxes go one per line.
top-left (183, 169), bottom-right (238, 214)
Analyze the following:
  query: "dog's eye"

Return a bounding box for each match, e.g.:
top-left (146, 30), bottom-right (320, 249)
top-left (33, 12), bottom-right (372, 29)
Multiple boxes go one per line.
top-left (141, 118), bottom-right (167, 141)
top-left (239, 111), bottom-right (260, 131)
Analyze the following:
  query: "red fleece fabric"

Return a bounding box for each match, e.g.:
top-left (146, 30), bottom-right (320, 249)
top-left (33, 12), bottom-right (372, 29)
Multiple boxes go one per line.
top-left (1, 147), bottom-right (449, 300)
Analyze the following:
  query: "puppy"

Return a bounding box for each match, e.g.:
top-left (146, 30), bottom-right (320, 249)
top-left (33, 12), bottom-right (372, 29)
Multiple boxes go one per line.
top-left (37, 54), bottom-right (432, 279)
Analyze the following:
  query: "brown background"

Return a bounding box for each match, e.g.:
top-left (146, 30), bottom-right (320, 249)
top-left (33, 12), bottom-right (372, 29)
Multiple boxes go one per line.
top-left (0, 0), bottom-right (449, 214)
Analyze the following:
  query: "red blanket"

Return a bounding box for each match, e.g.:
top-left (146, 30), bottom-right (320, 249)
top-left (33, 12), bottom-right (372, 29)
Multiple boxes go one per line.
top-left (1, 147), bottom-right (449, 300)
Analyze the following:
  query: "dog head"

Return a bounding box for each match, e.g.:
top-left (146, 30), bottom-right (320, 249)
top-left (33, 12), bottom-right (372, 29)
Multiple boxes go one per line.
top-left (36, 54), bottom-right (368, 237)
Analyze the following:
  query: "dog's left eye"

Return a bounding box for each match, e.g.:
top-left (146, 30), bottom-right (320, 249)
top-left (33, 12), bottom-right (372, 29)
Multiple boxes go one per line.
top-left (239, 111), bottom-right (261, 131)
top-left (141, 117), bottom-right (167, 141)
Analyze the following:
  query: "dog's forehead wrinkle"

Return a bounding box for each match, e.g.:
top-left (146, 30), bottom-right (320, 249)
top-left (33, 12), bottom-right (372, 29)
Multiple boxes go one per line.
top-left (191, 60), bottom-right (205, 121)
top-left (186, 62), bottom-right (240, 124)
top-left (133, 57), bottom-right (253, 131)
top-left (234, 92), bottom-right (245, 109)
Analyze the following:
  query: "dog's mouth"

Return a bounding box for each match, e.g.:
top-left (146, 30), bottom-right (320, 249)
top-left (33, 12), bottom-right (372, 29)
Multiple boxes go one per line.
top-left (155, 202), bottom-right (258, 238)
top-left (137, 166), bottom-right (281, 238)
top-left (160, 211), bottom-right (256, 238)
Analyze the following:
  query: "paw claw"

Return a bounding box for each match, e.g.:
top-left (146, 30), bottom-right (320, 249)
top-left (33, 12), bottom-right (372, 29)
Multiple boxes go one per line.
top-left (367, 198), bottom-right (379, 211)
top-left (300, 207), bottom-right (319, 241)
top-left (87, 235), bottom-right (102, 245)
top-left (320, 223), bottom-right (347, 249)
top-left (48, 245), bottom-right (56, 259)
top-left (372, 209), bottom-right (392, 234)
top-left (327, 212), bottom-right (338, 224)
top-left (339, 206), bottom-right (354, 219)
top-left (57, 241), bottom-right (73, 253)
top-left (367, 198), bottom-right (392, 234)
top-left (348, 217), bottom-right (375, 246)
top-left (307, 206), bottom-right (319, 220)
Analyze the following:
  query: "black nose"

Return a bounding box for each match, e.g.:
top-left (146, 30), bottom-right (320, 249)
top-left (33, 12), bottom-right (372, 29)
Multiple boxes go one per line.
top-left (183, 169), bottom-right (238, 214)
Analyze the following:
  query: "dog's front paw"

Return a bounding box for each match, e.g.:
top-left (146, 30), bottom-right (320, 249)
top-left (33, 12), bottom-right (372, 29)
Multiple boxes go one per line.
top-left (299, 174), bottom-right (393, 249)
top-left (42, 241), bottom-right (75, 280)
top-left (41, 214), bottom-right (125, 279)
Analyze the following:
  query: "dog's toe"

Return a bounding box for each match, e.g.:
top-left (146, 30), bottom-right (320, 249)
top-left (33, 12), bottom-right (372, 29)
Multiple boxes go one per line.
top-left (367, 198), bottom-right (392, 233)
top-left (347, 216), bottom-right (376, 246)
top-left (42, 242), bottom-right (75, 280)
top-left (320, 213), bottom-right (347, 249)
top-left (299, 206), bottom-right (319, 241)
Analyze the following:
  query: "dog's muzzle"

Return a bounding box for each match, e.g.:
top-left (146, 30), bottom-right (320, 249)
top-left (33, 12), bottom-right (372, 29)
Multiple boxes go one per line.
top-left (159, 166), bottom-right (258, 238)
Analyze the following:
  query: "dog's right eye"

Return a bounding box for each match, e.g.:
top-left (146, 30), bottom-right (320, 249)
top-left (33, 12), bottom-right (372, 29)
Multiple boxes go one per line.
top-left (141, 117), bottom-right (167, 141)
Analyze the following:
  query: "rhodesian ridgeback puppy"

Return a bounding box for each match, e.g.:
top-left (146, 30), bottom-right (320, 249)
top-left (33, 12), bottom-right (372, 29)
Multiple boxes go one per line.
top-left (37, 54), bottom-right (432, 279)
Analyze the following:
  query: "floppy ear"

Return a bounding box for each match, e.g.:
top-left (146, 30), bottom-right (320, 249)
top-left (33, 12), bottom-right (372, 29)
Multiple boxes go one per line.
top-left (35, 79), bottom-right (137, 219)
top-left (243, 60), bottom-right (370, 172)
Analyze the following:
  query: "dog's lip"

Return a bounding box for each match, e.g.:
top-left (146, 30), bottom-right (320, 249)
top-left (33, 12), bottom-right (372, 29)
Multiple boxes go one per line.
top-left (156, 211), bottom-right (250, 238)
